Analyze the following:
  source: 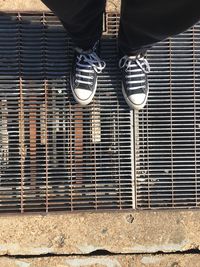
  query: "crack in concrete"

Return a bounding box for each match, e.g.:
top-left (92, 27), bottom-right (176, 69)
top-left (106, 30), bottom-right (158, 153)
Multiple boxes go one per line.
top-left (0, 249), bottom-right (200, 259)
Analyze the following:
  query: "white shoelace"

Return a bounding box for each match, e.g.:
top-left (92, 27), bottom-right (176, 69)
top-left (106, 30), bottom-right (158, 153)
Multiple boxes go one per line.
top-left (119, 55), bottom-right (150, 91)
top-left (75, 52), bottom-right (106, 86)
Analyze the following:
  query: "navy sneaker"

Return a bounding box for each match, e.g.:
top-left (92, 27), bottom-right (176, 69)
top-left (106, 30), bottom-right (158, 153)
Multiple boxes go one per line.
top-left (119, 54), bottom-right (150, 110)
top-left (70, 43), bottom-right (106, 106)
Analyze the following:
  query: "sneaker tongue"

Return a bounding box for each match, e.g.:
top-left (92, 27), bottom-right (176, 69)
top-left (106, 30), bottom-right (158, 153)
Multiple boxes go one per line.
top-left (75, 47), bottom-right (93, 54)
top-left (79, 56), bottom-right (94, 69)
top-left (76, 82), bottom-right (92, 91)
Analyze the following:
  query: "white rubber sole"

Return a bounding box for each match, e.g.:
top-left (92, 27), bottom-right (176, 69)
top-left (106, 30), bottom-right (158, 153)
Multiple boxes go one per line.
top-left (121, 81), bottom-right (149, 111)
top-left (70, 73), bottom-right (97, 106)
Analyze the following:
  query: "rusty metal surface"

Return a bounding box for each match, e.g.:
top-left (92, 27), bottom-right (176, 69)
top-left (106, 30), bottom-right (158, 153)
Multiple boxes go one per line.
top-left (0, 11), bottom-right (200, 213)
top-left (136, 24), bottom-right (200, 209)
top-left (0, 12), bottom-right (133, 213)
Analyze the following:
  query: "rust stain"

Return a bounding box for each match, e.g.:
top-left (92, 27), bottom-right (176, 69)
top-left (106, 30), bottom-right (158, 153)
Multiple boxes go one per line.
top-left (29, 94), bottom-right (37, 190)
top-left (74, 105), bottom-right (83, 186)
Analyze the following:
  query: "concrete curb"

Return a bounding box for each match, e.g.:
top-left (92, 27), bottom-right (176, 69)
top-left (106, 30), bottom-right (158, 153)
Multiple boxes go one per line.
top-left (0, 254), bottom-right (200, 267)
top-left (0, 211), bottom-right (199, 255)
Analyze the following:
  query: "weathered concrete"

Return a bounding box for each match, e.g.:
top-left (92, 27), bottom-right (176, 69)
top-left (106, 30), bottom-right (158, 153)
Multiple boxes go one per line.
top-left (0, 0), bottom-right (120, 12)
top-left (0, 211), bottom-right (199, 255)
top-left (107, 0), bottom-right (120, 11)
top-left (0, 0), bottom-right (48, 12)
top-left (0, 255), bottom-right (200, 267)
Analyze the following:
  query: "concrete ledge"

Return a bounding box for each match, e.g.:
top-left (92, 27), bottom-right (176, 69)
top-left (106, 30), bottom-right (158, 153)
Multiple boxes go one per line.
top-left (0, 255), bottom-right (200, 267)
top-left (0, 211), bottom-right (199, 255)
top-left (0, 0), bottom-right (120, 12)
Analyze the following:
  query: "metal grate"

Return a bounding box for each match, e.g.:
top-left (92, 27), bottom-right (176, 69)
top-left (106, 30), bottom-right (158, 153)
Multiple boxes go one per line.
top-left (136, 23), bottom-right (200, 209)
top-left (1, 12), bottom-right (200, 213)
top-left (0, 12), bottom-right (134, 213)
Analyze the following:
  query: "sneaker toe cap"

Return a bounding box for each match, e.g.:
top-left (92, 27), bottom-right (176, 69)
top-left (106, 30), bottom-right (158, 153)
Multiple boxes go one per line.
top-left (74, 88), bottom-right (92, 101)
top-left (129, 93), bottom-right (146, 105)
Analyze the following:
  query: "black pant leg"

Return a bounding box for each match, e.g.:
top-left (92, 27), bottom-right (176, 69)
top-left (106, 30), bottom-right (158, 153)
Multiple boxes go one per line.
top-left (41, 0), bottom-right (106, 50)
top-left (119, 0), bottom-right (200, 55)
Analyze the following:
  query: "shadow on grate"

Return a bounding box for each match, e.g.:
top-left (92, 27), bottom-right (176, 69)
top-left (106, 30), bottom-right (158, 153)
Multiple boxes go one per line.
top-left (0, 12), bottom-right (134, 213)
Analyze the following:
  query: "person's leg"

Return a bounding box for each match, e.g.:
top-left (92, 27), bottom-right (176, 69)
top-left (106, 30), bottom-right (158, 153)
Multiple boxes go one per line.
top-left (41, 0), bottom-right (106, 50)
top-left (41, 0), bottom-right (106, 106)
top-left (118, 0), bottom-right (200, 111)
top-left (119, 0), bottom-right (200, 56)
